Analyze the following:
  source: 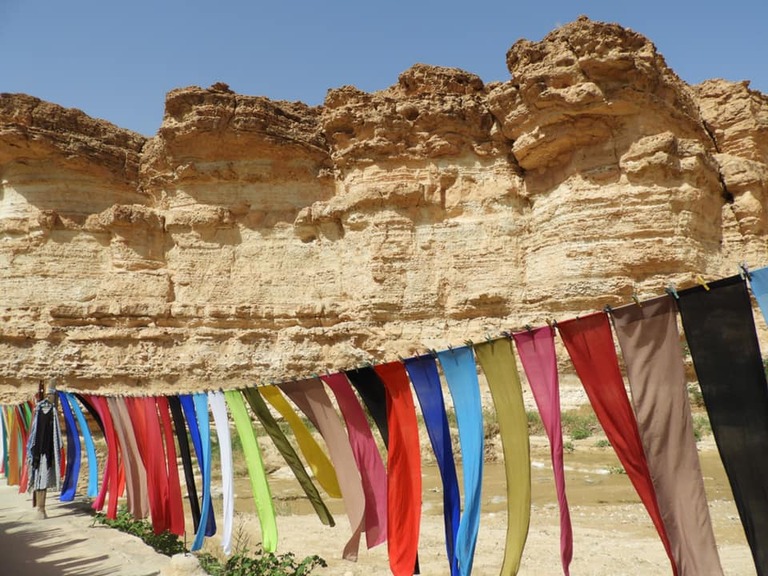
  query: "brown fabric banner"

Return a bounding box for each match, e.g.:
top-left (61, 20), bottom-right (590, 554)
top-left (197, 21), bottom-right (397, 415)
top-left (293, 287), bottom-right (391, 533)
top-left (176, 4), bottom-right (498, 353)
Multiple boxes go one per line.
top-left (611, 296), bottom-right (723, 576)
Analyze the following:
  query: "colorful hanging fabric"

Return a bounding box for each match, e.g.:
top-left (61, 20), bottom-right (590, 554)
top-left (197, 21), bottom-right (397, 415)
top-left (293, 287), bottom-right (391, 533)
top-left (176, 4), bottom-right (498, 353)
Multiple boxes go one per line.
top-left (344, 367), bottom-right (390, 447)
top-left (512, 326), bottom-right (572, 576)
top-left (557, 313), bottom-right (678, 575)
top-left (0, 408), bottom-right (6, 477)
top-left (279, 378), bottom-right (366, 561)
top-left (85, 395), bottom-right (121, 519)
top-left (260, 385), bottom-right (342, 498)
top-left (139, 397), bottom-right (171, 535)
top-left (404, 355), bottom-right (460, 576)
top-left (209, 392), bottom-right (235, 554)
top-left (180, 394), bottom-right (216, 537)
top-left (67, 393), bottom-right (99, 498)
top-left (168, 396), bottom-right (202, 532)
top-left (108, 397), bottom-right (149, 519)
top-left (191, 393), bottom-right (213, 551)
top-left (373, 362), bottom-right (422, 576)
top-left (17, 403), bottom-right (32, 493)
top-left (437, 346), bottom-right (484, 576)
top-left (474, 338), bottom-right (531, 576)
top-left (677, 275), bottom-right (768, 576)
top-left (748, 266), bottom-right (768, 326)
top-left (156, 396), bottom-right (186, 536)
top-left (241, 387), bottom-right (335, 528)
top-left (5, 406), bottom-right (20, 486)
top-left (322, 372), bottom-right (388, 549)
top-left (58, 392), bottom-right (81, 502)
top-left (224, 390), bottom-right (277, 553)
top-left (612, 296), bottom-right (723, 576)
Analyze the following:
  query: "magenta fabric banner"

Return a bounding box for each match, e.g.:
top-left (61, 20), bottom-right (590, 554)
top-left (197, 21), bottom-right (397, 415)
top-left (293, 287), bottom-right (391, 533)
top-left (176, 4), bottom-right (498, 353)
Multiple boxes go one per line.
top-left (513, 326), bottom-right (573, 576)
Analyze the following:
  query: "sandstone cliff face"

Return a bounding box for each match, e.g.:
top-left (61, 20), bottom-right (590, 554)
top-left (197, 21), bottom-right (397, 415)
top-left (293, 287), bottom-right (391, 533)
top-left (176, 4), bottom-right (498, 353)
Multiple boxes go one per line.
top-left (2, 17), bottom-right (767, 397)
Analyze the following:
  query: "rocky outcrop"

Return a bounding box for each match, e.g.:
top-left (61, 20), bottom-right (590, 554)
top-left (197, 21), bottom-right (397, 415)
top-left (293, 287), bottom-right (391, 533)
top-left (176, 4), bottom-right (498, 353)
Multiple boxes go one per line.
top-left (2, 17), bottom-right (767, 397)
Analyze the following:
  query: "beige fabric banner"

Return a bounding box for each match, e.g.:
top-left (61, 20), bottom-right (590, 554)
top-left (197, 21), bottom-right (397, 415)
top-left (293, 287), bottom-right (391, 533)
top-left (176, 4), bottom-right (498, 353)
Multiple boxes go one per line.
top-left (611, 296), bottom-right (723, 576)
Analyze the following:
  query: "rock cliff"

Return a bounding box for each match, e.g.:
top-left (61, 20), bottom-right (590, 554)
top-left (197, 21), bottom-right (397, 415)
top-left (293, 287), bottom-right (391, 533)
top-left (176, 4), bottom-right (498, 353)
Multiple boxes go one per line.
top-left (2, 17), bottom-right (767, 396)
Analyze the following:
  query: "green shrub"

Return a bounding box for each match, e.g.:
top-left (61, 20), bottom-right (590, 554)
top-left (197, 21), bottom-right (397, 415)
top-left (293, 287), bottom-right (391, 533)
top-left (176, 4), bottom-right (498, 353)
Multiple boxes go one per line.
top-left (93, 508), bottom-right (185, 556)
top-left (526, 410), bottom-right (544, 435)
top-left (561, 406), bottom-right (600, 441)
top-left (593, 439), bottom-right (610, 449)
top-left (687, 384), bottom-right (705, 409)
top-left (692, 414), bottom-right (712, 442)
top-left (197, 547), bottom-right (326, 576)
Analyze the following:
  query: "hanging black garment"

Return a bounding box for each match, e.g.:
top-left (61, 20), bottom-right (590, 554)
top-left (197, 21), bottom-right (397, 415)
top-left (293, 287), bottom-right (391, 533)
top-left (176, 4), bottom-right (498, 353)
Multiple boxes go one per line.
top-left (344, 367), bottom-right (389, 448)
top-left (167, 396), bottom-right (202, 532)
top-left (677, 275), bottom-right (768, 576)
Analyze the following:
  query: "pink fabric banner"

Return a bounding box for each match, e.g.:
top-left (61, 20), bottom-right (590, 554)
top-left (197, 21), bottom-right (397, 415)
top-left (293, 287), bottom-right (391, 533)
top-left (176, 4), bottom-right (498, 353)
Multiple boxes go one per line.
top-left (513, 326), bottom-right (572, 576)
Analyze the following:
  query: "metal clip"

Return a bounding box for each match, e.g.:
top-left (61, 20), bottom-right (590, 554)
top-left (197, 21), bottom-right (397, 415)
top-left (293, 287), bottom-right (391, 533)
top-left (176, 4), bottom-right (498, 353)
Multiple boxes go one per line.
top-left (666, 283), bottom-right (679, 300)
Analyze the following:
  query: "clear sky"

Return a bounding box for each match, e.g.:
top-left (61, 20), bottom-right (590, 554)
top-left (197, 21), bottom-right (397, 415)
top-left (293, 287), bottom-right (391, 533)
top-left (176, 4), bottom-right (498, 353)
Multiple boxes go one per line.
top-left (2, 0), bottom-right (765, 136)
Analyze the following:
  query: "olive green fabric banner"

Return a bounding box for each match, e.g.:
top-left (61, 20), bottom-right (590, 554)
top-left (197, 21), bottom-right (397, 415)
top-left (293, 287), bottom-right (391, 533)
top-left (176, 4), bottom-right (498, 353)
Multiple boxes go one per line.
top-left (474, 338), bottom-right (531, 575)
top-left (260, 385), bottom-right (342, 499)
top-left (241, 387), bottom-right (335, 528)
top-left (224, 390), bottom-right (277, 552)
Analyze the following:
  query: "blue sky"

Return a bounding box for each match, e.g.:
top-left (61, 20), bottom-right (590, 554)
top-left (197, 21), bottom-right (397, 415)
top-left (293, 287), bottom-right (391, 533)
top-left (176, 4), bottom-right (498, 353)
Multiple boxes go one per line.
top-left (2, 1), bottom-right (765, 136)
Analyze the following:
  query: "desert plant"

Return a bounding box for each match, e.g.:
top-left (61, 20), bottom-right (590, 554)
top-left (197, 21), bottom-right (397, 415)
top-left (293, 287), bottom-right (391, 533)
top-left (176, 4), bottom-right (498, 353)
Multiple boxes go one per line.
top-left (526, 410), bottom-right (544, 435)
top-left (561, 406), bottom-right (600, 440)
top-left (197, 527), bottom-right (326, 576)
top-left (93, 508), bottom-right (185, 556)
top-left (692, 414), bottom-right (712, 442)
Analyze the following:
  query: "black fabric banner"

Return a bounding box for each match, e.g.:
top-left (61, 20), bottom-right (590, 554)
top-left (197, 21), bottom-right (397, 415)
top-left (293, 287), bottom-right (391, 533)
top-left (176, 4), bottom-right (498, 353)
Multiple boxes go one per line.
top-left (167, 395), bottom-right (202, 532)
top-left (677, 275), bottom-right (768, 576)
top-left (344, 367), bottom-right (390, 448)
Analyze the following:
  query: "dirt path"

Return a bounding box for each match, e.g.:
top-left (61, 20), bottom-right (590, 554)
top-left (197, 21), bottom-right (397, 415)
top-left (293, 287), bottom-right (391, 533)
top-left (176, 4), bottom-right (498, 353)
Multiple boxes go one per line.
top-left (0, 480), bottom-right (170, 576)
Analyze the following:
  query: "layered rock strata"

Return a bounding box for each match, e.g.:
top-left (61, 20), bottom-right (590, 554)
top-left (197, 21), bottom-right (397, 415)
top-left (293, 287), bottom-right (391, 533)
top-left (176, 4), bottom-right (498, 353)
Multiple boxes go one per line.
top-left (2, 17), bottom-right (767, 397)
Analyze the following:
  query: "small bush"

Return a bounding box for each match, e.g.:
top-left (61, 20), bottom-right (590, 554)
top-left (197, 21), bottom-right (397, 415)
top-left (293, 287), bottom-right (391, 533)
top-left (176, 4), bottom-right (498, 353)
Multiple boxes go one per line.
top-left (692, 414), bottom-right (712, 442)
top-left (593, 439), bottom-right (610, 449)
top-left (563, 440), bottom-right (575, 454)
top-left (93, 508), bottom-right (185, 556)
top-left (526, 410), bottom-right (544, 435)
top-left (688, 384), bottom-right (705, 409)
top-left (198, 529), bottom-right (326, 576)
top-left (562, 406), bottom-right (600, 441)
top-left (483, 408), bottom-right (500, 439)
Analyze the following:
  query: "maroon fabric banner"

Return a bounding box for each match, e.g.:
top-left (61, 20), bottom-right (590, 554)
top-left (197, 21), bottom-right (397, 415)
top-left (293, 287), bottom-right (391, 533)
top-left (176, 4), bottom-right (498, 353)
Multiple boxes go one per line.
top-left (611, 296), bottom-right (722, 576)
top-left (558, 313), bottom-right (678, 576)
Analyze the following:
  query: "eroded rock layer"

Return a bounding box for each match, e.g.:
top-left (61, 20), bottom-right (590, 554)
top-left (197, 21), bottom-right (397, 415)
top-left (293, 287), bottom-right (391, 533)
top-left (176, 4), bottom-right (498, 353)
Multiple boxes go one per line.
top-left (2, 17), bottom-right (767, 395)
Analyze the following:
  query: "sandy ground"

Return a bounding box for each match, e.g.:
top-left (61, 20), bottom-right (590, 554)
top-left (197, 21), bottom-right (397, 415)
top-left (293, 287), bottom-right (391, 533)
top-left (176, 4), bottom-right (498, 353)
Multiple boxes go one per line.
top-left (0, 480), bottom-right (170, 575)
top-left (0, 435), bottom-right (756, 575)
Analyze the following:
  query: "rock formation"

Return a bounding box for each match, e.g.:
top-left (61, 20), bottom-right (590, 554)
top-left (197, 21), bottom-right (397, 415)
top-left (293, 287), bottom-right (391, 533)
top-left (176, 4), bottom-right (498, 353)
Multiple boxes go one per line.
top-left (2, 17), bottom-right (767, 397)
